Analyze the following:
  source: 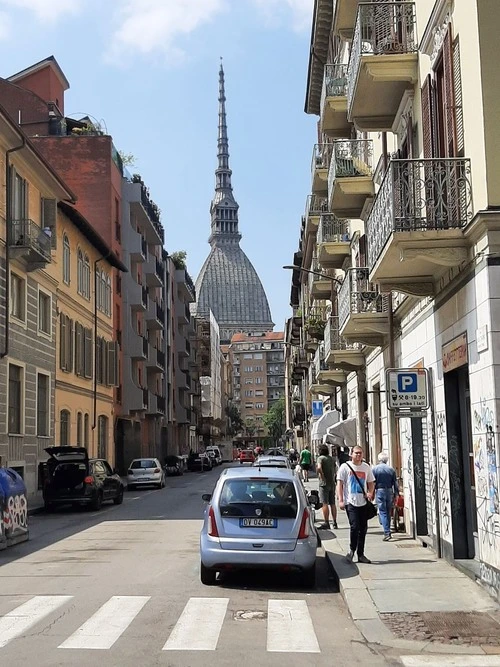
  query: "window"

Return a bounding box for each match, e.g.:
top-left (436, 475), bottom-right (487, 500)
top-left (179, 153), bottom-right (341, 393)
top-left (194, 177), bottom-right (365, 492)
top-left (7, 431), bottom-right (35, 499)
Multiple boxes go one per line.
top-left (255, 390), bottom-right (264, 396)
top-left (77, 250), bottom-right (90, 299)
top-left (96, 270), bottom-right (112, 316)
top-left (60, 409), bottom-right (70, 446)
top-left (36, 373), bottom-right (49, 436)
top-left (11, 168), bottom-right (27, 220)
top-left (255, 377), bottom-right (263, 384)
top-left (243, 353), bottom-right (253, 359)
top-left (63, 234), bottom-right (70, 284)
top-left (60, 314), bottom-right (74, 372)
top-left (245, 402), bottom-right (253, 409)
top-left (255, 403), bottom-right (265, 409)
top-left (76, 412), bottom-right (83, 447)
top-left (75, 323), bottom-right (93, 378)
top-left (254, 366), bottom-right (263, 372)
top-left (97, 415), bottom-right (108, 459)
top-left (254, 353), bottom-right (263, 359)
top-left (244, 378), bottom-right (253, 384)
top-left (8, 364), bottom-right (23, 434)
top-left (244, 390), bottom-right (253, 397)
top-left (244, 366), bottom-right (253, 372)
top-left (10, 272), bottom-right (26, 322)
top-left (38, 290), bottom-right (51, 336)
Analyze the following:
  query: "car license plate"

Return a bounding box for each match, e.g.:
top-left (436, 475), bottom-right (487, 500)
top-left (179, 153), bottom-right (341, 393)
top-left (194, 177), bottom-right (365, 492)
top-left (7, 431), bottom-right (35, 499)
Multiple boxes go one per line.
top-left (239, 518), bottom-right (277, 528)
top-left (142, 477), bottom-right (151, 481)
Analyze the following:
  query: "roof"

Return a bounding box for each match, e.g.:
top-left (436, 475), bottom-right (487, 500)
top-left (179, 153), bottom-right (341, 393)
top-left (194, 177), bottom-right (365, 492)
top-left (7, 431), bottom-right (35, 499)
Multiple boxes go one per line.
top-left (8, 55), bottom-right (70, 91)
top-left (58, 202), bottom-right (128, 272)
top-left (231, 331), bottom-right (284, 343)
top-left (304, 0), bottom-right (333, 115)
top-left (221, 467), bottom-right (295, 481)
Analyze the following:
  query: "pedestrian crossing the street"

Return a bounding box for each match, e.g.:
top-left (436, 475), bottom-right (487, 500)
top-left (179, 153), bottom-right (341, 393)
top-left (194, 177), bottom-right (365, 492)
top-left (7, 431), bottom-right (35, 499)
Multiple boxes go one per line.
top-left (0, 594), bottom-right (322, 654)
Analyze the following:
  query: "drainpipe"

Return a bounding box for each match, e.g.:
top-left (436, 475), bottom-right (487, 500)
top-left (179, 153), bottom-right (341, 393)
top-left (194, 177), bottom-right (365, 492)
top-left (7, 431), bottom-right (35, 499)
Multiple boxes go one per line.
top-left (1, 137), bottom-right (26, 359)
top-left (92, 254), bottom-right (112, 432)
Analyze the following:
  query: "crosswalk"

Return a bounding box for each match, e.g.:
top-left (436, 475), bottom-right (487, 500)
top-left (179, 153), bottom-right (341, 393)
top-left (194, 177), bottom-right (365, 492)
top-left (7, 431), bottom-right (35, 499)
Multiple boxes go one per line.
top-left (0, 594), bottom-right (322, 653)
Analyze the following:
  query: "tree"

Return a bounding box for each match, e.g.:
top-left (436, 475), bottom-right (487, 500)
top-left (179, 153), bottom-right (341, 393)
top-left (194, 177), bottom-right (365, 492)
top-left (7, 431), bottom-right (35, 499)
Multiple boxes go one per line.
top-left (171, 250), bottom-right (187, 270)
top-left (226, 404), bottom-right (243, 436)
top-left (119, 151), bottom-right (136, 167)
top-left (263, 398), bottom-right (286, 445)
top-left (244, 419), bottom-right (257, 437)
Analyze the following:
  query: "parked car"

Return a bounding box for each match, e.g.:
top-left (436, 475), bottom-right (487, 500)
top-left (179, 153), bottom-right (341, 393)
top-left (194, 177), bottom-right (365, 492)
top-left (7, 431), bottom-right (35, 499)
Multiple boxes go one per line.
top-left (239, 449), bottom-right (255, 465)
top-left (252, 455), bottom-right (290, 469)
top-left (200, 467), bottom-right (318, 587)
top-left (165, 455), bottom-right (184, 477)
top-left (127, 458), bottom-right (165, 490)
top-left (187, 452), bottom-right (212, 472)
top-left (205, 446), bottom-right (222, 466)
top-left (264, 448), bottom-right (285, 457)
top-left (42, 447), bottom-right (124, 511)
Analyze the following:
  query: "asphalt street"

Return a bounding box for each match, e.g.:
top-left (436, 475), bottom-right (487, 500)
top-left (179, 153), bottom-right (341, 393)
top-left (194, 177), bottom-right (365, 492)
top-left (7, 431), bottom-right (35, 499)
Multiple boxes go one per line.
top-left (0, 463), bottom-right (396, 666)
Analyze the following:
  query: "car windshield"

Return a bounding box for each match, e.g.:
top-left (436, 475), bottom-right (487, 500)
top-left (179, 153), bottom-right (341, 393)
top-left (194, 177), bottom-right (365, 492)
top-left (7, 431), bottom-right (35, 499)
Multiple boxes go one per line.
top-left (131, 460), bottom-right (157, 469)
top-left (219, 479), bottom-right (298, 518)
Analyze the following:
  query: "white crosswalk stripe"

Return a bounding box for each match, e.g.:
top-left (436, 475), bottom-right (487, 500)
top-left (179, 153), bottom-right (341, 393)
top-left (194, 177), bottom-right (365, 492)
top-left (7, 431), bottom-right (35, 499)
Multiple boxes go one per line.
top-left (0, 594), bottom-right (323, 653)
top-left (401, 657), bottom-right (500, 667)
top-left (58, 595), bottom-right (151, 650)
top-left (163, 597), bottom-right (229, 651)
top-left (267, 599), bottom-right (320, 653)
top-left (0, 596), bottom-right (73, 648)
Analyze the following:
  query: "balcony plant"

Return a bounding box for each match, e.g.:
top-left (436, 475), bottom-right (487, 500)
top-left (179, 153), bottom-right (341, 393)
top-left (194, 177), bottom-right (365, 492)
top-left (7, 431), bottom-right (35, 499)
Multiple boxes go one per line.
top-left (305, 315), bottom-right (325, 340)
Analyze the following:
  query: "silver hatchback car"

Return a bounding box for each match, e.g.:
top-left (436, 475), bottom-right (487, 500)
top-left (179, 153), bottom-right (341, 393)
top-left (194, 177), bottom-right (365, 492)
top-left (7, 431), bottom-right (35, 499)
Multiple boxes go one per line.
top-left (200, 468), bottom-right (318, 587)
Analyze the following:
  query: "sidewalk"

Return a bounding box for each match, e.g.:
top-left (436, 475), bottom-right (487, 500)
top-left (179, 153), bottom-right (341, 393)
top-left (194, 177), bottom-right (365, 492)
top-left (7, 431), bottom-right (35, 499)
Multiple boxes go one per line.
top-left (305, 477), bottom-right (500, 660)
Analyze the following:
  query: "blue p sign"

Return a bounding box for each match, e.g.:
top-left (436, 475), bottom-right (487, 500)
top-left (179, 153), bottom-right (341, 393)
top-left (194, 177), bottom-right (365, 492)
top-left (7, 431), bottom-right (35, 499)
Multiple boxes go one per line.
top-left (398, 373), bottom-right (417, 392)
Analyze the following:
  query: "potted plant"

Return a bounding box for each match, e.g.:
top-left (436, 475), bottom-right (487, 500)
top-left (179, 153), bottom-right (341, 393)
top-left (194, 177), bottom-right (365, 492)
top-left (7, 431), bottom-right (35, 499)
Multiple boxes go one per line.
top-left (305, 315), bottom-right (325, 340)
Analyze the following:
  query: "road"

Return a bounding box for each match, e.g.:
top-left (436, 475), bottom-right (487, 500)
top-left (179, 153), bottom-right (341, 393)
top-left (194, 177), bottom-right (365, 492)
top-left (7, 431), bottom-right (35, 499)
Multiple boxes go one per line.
top-left (0, 463), bottom-right (397, 666)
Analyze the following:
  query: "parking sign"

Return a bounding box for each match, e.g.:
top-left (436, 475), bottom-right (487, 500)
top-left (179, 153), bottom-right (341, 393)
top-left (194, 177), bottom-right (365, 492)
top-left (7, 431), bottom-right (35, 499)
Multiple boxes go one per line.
top-left (386, 368), bottom-right (429, 411)
top-left (312, 400), bottom-right (324, 418)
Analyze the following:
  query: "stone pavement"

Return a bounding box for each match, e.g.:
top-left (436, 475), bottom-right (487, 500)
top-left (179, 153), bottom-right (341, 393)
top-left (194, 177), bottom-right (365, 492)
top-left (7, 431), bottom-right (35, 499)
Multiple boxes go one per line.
top-left (305, 477), bottom-right (500, 662)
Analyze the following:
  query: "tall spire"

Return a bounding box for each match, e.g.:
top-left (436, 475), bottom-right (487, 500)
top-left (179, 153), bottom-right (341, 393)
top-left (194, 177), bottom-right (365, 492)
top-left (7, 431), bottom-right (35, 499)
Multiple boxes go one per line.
top-left (210, 59), bottom-right (240, 246)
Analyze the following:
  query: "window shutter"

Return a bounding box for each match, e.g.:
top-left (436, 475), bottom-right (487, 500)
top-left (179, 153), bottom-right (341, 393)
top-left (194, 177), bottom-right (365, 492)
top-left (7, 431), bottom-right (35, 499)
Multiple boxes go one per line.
top-left (69, 318), bottom-right (74, 372)
top-left (84, 327), bottom-right (93, 379)
top-left (421, 74), bottom-right (435, 159)
top-left (60, 315), bottom-right (67, 370)
top-left (442, 23), bottom-right (457, 158)
top-left (452, 37), bottom-right (464, 157)
top-left (42, 198), bottom-right (57, 248)
top-left (96, 337), bottom-right (102, 384)
top-left (75, 322), bottom-right (83, 376)
top-left (107, 341), bottom-right (119, 387)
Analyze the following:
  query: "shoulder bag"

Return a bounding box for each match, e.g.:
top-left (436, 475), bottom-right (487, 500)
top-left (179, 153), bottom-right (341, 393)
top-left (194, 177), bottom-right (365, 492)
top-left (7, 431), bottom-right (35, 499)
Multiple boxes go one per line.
top-left (346, 463), bottom-right (377, 520)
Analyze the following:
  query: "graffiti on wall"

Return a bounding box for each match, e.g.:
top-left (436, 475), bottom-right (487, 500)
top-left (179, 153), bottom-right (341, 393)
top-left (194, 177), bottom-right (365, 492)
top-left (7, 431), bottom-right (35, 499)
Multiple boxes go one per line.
top-left (480, 561), bottom-right (500, 599)
top-left (3, 494), bottom-right (28, 534)
top-left (434, 411), bottom-right (451, 537)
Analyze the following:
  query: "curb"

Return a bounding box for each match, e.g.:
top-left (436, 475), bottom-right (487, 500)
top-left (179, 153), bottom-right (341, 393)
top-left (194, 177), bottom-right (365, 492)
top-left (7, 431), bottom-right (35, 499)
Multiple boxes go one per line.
top-left (323, 540), bottom-right (490, 657)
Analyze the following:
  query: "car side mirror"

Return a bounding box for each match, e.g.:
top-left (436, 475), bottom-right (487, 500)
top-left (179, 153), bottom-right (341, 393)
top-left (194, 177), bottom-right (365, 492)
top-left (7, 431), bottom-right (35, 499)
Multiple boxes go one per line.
top-left (201, 493), bottom-right (212, 502)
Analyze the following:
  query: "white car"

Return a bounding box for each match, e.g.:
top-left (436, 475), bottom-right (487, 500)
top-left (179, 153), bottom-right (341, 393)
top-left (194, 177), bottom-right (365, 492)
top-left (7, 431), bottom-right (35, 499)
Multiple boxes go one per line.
top-left (127, 458), bottom-right (165, 490)
top-left (205, 446), bottom-right (222, 466)
top-left (252, 455), bottom-right (290, 469)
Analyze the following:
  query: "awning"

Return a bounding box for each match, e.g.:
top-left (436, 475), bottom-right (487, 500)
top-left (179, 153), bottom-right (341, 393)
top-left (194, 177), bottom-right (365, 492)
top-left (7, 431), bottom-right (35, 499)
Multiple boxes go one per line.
top-left (310, 409), bottom-right (341, 442)
top-left (326, 417), bottom-right (357, 449)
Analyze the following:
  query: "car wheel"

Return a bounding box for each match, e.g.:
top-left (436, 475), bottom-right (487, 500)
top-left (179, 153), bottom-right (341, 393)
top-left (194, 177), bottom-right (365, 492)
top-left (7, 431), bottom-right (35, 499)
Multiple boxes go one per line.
top-left (301, 563), bottom-right (316, 589)
top-left (200, 562), bottom-right (217, 586)
top-left (113, 487), bottom-right (124, 505)
top-left (91, 492), bottom-right (103, 511)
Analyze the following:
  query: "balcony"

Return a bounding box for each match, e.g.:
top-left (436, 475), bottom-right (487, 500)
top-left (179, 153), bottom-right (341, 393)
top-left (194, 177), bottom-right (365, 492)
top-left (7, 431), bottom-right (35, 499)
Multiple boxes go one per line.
top-left (324, 316), bottom-right (364, 370)
top-left (320, 64), bottom-right (351, 139)
top-left (333, 0), bottom-right (360, 39)
top-left (317, 214), bottom-right (351, 269)
top-left (338, 267), bottom-right (389, 346)
top-left (175, 268), bottom-right (196, 303)
top-left (124, 383), bottom-right (148, 412)
top-left (146, 299), bottom-right (164, 329)
top-left (176, 299), bottom-right (190, 325)
top-left (144, 255), bottom-right (163, 287)
top-left (304, 194), bottom-right (329, 240)
top-left (147, 345), bottom-right (165, 371)
top-left (129, 281), bottom-right (148, 311)
top-left (311, 143), bottom-right (333, 195)
top-left (129, 332), bottom-right (148, 360)
top-left (309, 258), bottom-right (333, 300)
top-left (308, 365), bottom-right (335, 396)
top-left (328, 140), bottom-right (374, 218)
top-left (129, 179), bottom-right (164, 244)
top-left (292, 347), bottom-right (309, 372)
top-left (9, 219), bottom-right (52, 270)
top-left (129, 229), bottom-right (147, 262)
top-left (366, 158), bottom-right (472, 296)
top-left (347, 2), bottom-right (418, 131)
top-left (147, 394), bottom-right (166, 415)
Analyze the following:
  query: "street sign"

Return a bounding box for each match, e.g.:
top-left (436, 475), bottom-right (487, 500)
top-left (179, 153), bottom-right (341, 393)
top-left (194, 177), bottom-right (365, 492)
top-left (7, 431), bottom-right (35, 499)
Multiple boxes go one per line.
top-left (312, 400), bottom-right (324, 418)
top-left (395, 410), bottom-right (426, 419)
top-left (386, 368), bottom-right (429, 411)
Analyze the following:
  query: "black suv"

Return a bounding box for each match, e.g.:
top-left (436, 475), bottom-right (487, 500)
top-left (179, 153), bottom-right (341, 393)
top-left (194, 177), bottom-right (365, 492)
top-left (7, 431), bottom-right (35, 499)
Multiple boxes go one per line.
top-left (42, 447), bottom-right (124, 511)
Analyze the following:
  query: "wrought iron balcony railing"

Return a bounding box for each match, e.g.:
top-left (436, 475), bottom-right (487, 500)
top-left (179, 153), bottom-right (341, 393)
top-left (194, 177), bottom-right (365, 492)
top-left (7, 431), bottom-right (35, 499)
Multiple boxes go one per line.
top-left (366, 158), bottom-right (473, 270)
top-left (311, 143), bottom-right (333, 175)
top-left (328, 139), bottom-right (373, 193)
top-left (347, 2), bottom-right (418, 114)
top-left (324, 316), bottom-right (361, 357)
top-left (305, 195), bottom-right (329, 222)
top-left (338, 267), bottom-right (387, 330)
top-left (320, 64), bottom-right (349, 111)
top-left (9, 219), bottom-right (52, 261)
top-left (317, 214), bottom-right (350, 244)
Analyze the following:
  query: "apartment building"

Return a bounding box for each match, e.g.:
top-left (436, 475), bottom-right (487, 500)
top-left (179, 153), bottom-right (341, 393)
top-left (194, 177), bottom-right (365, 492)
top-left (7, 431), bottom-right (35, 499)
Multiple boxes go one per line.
top-left (231, 332), bottom-right (285, 441)
top-left (196, 311), bottom-right (222, 446)
top-left (288, 0), bottom-right (500, 600)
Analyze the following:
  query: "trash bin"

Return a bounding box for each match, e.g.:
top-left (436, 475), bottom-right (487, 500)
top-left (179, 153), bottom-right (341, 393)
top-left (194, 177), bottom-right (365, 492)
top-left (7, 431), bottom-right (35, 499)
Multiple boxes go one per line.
top-left (0, 468), bottom-right (29, 547)
top-left (0, 479), bottom-right (6, 551)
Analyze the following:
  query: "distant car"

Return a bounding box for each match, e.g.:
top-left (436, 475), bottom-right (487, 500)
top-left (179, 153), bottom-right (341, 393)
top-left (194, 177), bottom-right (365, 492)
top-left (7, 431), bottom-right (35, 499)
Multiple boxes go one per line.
top-left (165, 455), bottom-right (184, 477)
top-left (42, 446), bottom-right (124, 511)
top-left (205, 446), bottom-right (222, 466)
top-left (239, 449), bottom-right (255, 465)
top-left (127, 458), bottom-right (165, 490)
top-left (188, 452), bottom-right (212, 472)
top-left (264, 448), bottom-right (285, 457)
top-left (252, 455), bottom-right (290, 469)
top-left (200, 467), bottom-right (318, 587)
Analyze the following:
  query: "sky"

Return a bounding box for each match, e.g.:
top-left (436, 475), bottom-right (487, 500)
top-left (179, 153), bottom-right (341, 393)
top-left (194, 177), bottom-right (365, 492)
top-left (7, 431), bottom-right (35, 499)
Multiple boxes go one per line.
top-left (0, 0), bottom-right (317, 331)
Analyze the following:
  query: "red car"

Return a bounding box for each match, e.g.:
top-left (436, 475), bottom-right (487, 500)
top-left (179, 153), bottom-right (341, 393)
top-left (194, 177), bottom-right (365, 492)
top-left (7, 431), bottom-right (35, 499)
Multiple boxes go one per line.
top-left (239, 449), bottom-right (255, 465)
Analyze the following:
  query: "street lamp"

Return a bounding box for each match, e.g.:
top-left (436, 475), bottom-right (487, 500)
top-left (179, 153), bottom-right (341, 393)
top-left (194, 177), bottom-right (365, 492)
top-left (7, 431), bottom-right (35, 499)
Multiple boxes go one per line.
top-left (282, 265), bottom-right (343, 288)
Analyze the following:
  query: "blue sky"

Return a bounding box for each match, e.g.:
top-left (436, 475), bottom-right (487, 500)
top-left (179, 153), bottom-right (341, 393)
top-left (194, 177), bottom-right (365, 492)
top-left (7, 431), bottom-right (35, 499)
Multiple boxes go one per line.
top-left (0, 0), bottom-right (316, 331)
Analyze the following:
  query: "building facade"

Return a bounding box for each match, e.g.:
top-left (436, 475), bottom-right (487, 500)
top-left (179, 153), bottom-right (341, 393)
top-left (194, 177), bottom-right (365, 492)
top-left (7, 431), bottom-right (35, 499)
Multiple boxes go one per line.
top-left (288, 0), bottom-right (500, 601)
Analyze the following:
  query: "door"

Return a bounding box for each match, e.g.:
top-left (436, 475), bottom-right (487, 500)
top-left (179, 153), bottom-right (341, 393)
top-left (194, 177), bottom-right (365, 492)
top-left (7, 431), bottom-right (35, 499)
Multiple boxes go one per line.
top-left (443, 366), bottom-right (475, 559)
top-left (410, 417), bottom-right (428, 535)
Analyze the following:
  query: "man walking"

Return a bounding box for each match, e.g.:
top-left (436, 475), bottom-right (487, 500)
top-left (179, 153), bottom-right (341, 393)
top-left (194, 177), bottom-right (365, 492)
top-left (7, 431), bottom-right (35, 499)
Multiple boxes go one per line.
top-left (299, 445), bottom-right (312, 482)
top-left (316, 444), bottom-right (338, 530)
top-left (337, 445), bottom-right (375, 564)
top-left (372, 452), bottom-right (399, 540)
